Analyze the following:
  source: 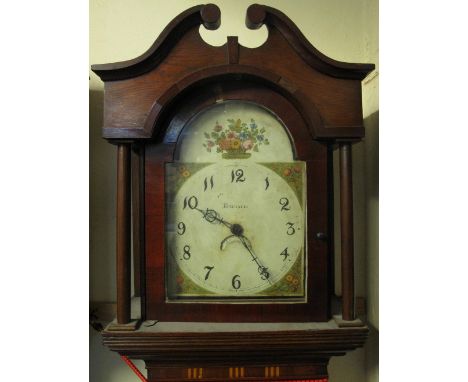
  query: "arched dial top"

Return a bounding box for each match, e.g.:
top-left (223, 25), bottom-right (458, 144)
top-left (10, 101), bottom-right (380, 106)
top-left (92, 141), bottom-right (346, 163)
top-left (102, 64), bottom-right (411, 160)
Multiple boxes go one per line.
top-left (171, 101), bottom-right (295, 162)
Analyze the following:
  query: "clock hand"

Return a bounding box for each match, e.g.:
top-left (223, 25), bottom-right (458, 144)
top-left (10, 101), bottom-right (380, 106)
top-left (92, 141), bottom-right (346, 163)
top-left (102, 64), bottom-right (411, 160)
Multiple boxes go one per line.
top-left (220, 234), bottom-right (236, 250)
top-left (238, 235), bottom-right (272, 284)
top-left (194, 207), bottom-right (261, 266)
top-left (195, 207), bottom-right (233, 229)
top-left (194, 205), bottom-right (271, 284)
top-left (195, 207), bottom-right (246, 239)
top-left (218, 230), bottom-right (252, 251)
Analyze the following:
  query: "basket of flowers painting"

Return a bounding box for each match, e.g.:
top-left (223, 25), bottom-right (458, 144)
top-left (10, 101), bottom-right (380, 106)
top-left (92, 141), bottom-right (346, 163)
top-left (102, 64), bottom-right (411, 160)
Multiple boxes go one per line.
top-left (203, 118), bottom-right (270, 159)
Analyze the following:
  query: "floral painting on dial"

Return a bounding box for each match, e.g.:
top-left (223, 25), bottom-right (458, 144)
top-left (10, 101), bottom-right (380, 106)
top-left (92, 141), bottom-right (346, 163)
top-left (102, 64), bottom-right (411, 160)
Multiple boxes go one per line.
top-left (202, 118), bottom-right (270, 159)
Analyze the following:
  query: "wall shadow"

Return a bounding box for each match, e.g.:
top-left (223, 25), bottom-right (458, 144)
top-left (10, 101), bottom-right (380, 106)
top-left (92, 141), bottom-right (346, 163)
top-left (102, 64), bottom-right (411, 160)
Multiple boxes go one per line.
top-left (363, 109), bottom-right (379, 382)
top-left (364, 110), bottom-right (379, 200)
top-left (366, 322), bottom-right (379, 381)
top-left (89, 89), bottom-right (117, 303)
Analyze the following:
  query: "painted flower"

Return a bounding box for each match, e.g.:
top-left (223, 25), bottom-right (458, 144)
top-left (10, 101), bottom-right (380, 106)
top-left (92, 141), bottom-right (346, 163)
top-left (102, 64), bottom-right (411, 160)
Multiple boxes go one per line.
top-left (176, 275), bottom-right (184, 285)
top-left (231, 139), bottom-right (241, 150)
top-left (182, 170), bottom-right (190, 178)
top-left (233, 119), bottom-right (242, 132)
top-left (219, 139), bottom-right (231, 150)
top-left (294, 166), bottom-right (301, 173)
top-left (242, 139), bottom-right (253, 150)
top-left (203, 118), bottom-right (270, 156)
top-left (284, 168), bottom-right (292, 176)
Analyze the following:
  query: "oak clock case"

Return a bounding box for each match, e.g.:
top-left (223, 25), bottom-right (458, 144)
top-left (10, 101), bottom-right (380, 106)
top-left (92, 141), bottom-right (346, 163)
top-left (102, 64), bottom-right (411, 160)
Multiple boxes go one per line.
top-left (91, 3), bottom-right (374, 381)
top-left (165, 101), bottom-right (307, 302)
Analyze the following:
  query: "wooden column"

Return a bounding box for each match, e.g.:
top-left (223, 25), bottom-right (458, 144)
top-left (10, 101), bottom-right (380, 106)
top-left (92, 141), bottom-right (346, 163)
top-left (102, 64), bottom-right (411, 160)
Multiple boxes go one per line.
top-left (131, 146), bottom-right (142, 298)
top-left (116, 144), bottom-right (131, 324)
top-left (339, 143), bottom-right (355, 321)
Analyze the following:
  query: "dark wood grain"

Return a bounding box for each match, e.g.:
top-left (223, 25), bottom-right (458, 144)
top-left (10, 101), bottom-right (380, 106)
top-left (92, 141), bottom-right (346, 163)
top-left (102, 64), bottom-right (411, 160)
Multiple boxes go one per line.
top-left (226, 36), bottom-right (239, 64)
top-left (116, 144), bottom-right (131, 324)
top-left (91, 4), bottom-right (220, 81)
top-left (104, 326), bottom-right (368, 360)
top-left (326, 145), bottom-right (335, 310)
top-left (245, 4), bottom-right (266, 30)
top-left (147, 362), bottom-right (329, 382)
top-left (92, 4), bottom-right (374, 140)
top-left (92, 3), bottom-right (373, 83)
top-left (131, 145), bottom-right (144, 299)
top-left (103, 322), bottom-right (368, 381)
top-left (200, 3), bottom-right (221, 30)
top-left (339, 143), bottom-right (355, 320)
top-left (245, 4), bottom-right (375, 80)
top-left (108, 63), bottom-right (363, 142)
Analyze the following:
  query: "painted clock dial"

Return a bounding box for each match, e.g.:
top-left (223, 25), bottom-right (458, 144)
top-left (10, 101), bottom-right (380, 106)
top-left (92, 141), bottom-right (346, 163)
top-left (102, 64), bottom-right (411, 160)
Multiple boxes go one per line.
top-left (165, 101), bottom-right (307, 302)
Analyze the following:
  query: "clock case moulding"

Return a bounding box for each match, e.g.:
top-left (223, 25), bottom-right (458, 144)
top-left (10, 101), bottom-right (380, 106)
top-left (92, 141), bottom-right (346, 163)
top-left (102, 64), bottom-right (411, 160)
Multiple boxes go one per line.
top-left (92, 3), bottom-right (374, 381)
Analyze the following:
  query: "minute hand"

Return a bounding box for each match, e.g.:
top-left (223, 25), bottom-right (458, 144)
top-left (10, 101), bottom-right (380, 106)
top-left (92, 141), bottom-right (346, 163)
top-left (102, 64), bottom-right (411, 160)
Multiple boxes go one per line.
top-left (238, 236), bottom-right (272, 284)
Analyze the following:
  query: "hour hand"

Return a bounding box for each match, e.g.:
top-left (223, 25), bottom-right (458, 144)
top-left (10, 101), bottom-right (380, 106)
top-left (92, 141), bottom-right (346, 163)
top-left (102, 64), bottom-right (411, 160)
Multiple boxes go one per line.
top-left (219, 233), bottom-right (252, 251)
top-left (220, 234), bottom-right (236, 250)
top-left (195, 207), bottom-right (232, 228)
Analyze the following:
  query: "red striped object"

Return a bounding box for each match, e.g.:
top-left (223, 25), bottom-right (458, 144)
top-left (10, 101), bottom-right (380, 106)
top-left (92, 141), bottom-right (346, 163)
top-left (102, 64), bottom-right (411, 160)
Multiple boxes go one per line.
top-left (120, 355), bottom-right (148, 382)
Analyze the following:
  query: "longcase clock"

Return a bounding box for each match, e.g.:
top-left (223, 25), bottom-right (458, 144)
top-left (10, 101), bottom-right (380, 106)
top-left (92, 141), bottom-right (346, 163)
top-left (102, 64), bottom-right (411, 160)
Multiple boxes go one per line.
top-left (92, 4), bottom-right (374, 381)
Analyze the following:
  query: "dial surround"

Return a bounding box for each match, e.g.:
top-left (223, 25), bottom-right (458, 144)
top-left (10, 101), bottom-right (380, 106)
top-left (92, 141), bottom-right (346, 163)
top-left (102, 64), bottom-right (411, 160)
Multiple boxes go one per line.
top-left (166, 161), bottom-right (306, 300)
